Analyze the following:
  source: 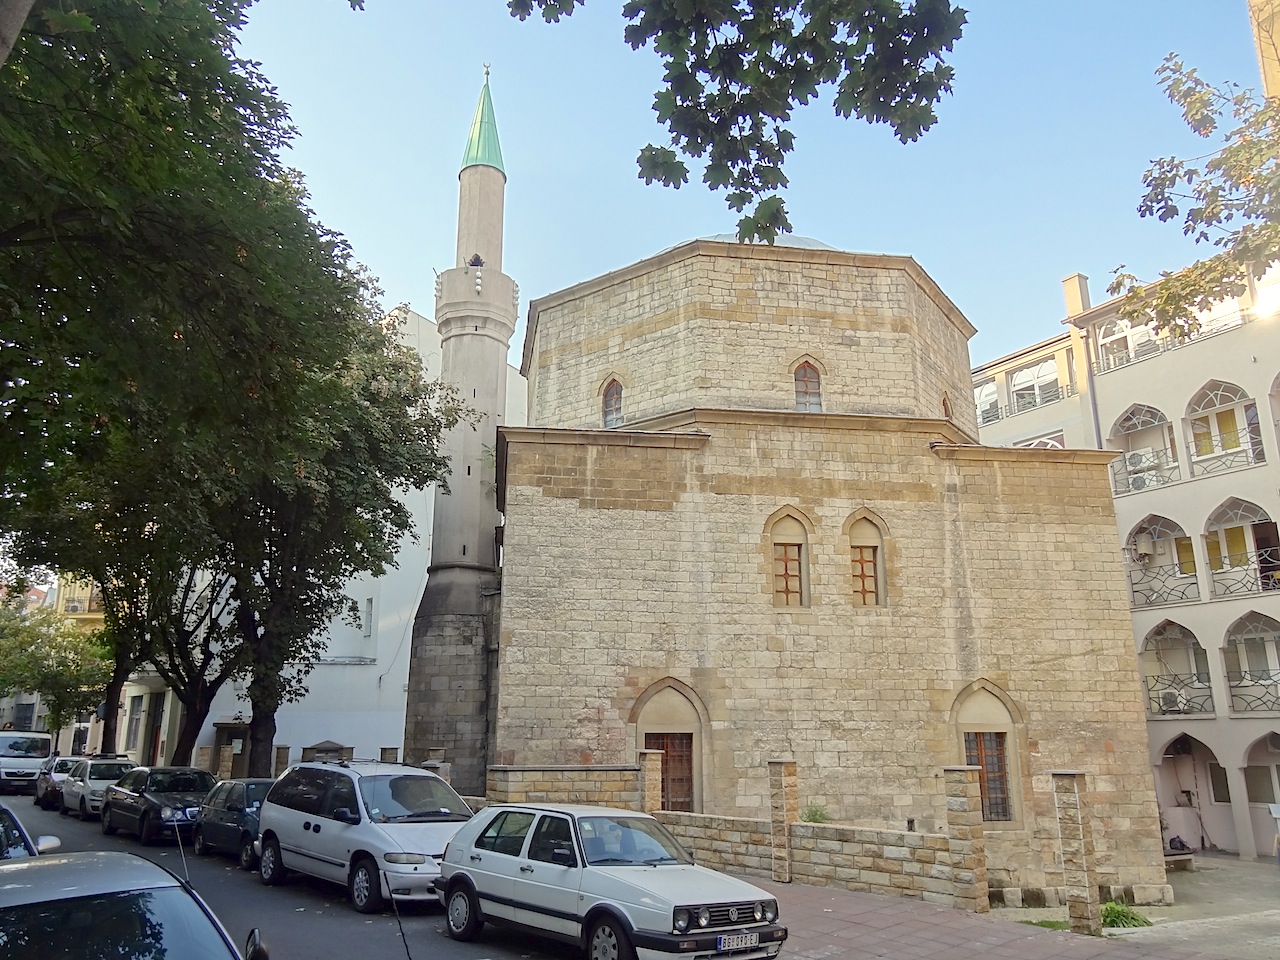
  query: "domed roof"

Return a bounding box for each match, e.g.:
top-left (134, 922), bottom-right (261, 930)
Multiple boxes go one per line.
top-left (655, 234), bottom-right (837, 256)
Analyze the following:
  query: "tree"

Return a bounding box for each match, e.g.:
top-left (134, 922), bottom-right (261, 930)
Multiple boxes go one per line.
top-left (0, 601), bottom-right (111, 739)
top-left (222, 308), bottom-right (469, 777)
top-left (510, 0), bottom-right (967, 242)
top-left (1109, 55), bottom-right (1280, 333)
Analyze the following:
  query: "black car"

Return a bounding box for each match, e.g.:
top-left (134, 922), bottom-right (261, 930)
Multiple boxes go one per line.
top-left (100, 766), bottom-right (217, 846)
top-left (194, 778), bottom-right (274, 870)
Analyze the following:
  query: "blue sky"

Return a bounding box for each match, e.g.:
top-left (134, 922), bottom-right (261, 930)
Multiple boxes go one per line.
top-left (239, 1), bottom-right (1257, 367)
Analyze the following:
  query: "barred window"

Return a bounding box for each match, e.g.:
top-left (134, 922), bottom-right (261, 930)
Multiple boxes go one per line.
top-left (964, 731), bottom-right (1013, 821)
top-left (794, 362), bottom-right (822, 413)
top-left (769, 515), bottom-right (809, 607)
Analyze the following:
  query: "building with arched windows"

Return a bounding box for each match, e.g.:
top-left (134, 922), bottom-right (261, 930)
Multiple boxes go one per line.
top-left (971, 267), bottom-right (1280, 859)
top-left (453, 235), bottom-right (1172, 901)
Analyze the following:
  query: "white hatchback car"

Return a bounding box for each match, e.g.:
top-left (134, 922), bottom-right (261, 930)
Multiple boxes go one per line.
top-left (60, 755), bottom-right (136, 819)
top-left (256, 760), bottom-right (473, 913)
top-left (436, 803), bottom-right (787, 960)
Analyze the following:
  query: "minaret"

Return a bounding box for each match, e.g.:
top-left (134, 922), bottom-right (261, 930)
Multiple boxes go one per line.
top-left (405, 71), bottom-right (517, 794)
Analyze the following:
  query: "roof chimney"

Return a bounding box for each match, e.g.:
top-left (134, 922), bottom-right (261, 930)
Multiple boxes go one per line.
top-left (1062, 273), bottom-right (1091, 317)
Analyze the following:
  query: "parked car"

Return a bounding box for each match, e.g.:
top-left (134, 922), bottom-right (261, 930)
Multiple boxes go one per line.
top-left (33, 755), bottom-right (84, 810)
top-left (0, 801), bottom-right (59, 859)
top-left (100, 766), bottom-right (217, 845)
top-left (195, 778), bottom-right (275, 870)
top-left (256, 760), bottom-right (473, 913)
top-left (0, 850), bottom-right (269, 960)
top-left (436, 803), bottom-right (787, 960)
top-left (60, 755), bottom-right (136, 819)
top-left (0, 731), bottom-right (52, 795)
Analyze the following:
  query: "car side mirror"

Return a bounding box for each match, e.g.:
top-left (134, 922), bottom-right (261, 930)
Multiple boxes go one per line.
top-left (36, 836), bottom-right (61, 854)
top-left (333, 806), bottom-right (360, 825)
top-left (245, 928), bottom-right (270, 960)
top-left (550, 847), bottom-right (577, 867)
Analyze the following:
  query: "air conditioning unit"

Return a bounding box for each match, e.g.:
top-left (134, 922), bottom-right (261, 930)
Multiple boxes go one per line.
top-left (1135, 532), bottom-right (1156, 558)
top-left (1130, 475), bottom-right (1148, 492)
top-left (1128, 448), bottom-right (1154, 469)
top-left (64, 602), bottom-right (84, 613)
top-left (1160, 690), bottom-right (1188, 714)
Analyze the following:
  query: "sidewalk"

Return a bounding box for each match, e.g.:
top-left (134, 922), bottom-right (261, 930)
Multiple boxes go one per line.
top-left (752, 863), bottom-right (1246, 960)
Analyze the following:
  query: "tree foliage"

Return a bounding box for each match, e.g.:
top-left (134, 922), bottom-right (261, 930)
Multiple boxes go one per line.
top-left (0, 601), bottom-right (111, 735)
top-left (509, 0), bottom-right (967, 242)
top-left (1110, 56), bottom-right (1280, 334)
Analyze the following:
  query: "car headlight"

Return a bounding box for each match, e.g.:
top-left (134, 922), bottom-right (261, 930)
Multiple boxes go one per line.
top-left (89, 790), bottom-right (103, 799)
top-left (696, 906), bottom-right (710, 928)
top-left (673, 909), bottom-right (690, 933)
top-left (753, 901), bottom-right (764, 921)
top-left (383, 853), bottom-right (427, 864)
top-left (764, 900), bottom-right (778, 922)
top-left (160, 806), bottom-right (174, 820)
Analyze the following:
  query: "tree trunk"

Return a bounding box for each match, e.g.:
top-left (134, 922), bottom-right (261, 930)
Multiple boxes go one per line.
top-left (98, 656), bottom-right (133, 754)
top-left (0, 0), bottom-right (35, 71)
top-left (168, 685), bottom-right (215, 766)
top-left (246, 699), bottom-right (276, 778)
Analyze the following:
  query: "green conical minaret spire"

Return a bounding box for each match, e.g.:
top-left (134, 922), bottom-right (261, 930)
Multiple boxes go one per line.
top-left (460, 67), bottom-right (505, 178)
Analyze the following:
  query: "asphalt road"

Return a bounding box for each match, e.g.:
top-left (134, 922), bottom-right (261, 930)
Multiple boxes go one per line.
top-left (17, 799), bottom-right (582, 960)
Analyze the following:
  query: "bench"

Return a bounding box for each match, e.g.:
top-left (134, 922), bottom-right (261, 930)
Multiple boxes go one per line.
top-left (1163, 851), bottom-right (1196, 871)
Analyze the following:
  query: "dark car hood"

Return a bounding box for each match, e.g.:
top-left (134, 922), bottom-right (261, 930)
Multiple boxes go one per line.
top-left (144, 791), bottom-right (209, 808)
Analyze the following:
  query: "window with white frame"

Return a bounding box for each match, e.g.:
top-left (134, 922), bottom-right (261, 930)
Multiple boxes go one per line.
top-left (1007, 357), bottom-right (1060, 413)
top-left (1015, 431), bottom-right (1065, 449)
top-left (1097, 317), bottom-right (1158, 369)
top-left (363, 597), bottom-right (374, 638)
top-left (1209, 762), bottom-right (1278, 804)
top-left (794, 362), bottom-right (822, 413)
top-left (973, 379), bottom-right (999, 424)
top-left (1223, 612), bottom-right (1280, 681)
top-left (1186, 381), bottom-right (1264, 462)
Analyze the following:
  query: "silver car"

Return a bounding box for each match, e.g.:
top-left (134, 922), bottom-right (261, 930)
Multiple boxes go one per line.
top-left (0, 850), bottom-right (269, 960)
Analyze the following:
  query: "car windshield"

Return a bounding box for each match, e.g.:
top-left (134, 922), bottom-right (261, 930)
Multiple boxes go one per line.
top-left (147, 771), bottom-right (215, 794)
top-left (0, 810), bottom-right (33, 860)
top-left (0, 887), bottom-right (235, 960)
top-left (89, 763), bottom-right (133, 781)
top-left (53, 759), bottom-right (79, 774)
top-left (578, 815), bottom-right (692, 866)
top-left (0, 737), bottom-right (50, 759)
top-left (359, 774), bottom-right (472, 822)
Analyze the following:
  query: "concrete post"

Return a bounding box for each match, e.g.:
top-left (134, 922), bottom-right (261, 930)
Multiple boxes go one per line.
top-left (273, 745), bottom-right (290, 777)
top-left (768, 759), bottom-right (798, 882)
top-left (943, 766), bottom-right (990, 913)
top-left (216, 745), bottom-right (233, 780)
top-left (380, 747), bottom-right (400, 763)
top-left (196, 746), bottom-right (213, 772)
top-left (1226, 765), bottom-right (1260, 860)
top-left (1050, 771), bottom-right (1101, 935)
top-left (637, 750), bottom-right (664, 813)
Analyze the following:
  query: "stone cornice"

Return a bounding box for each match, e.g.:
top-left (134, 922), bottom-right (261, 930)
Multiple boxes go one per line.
top-left (929, 443), bottom-right (1120, 465)
top-left (633, 406), bottom-right (977, 444)
top-left (522, 239), bottom-right (976, 376)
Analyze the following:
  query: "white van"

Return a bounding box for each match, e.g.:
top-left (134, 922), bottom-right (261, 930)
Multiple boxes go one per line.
top-left (256, 760), bottom-right (473, 913)
top-left (0, 731), bottom-right (54, 795)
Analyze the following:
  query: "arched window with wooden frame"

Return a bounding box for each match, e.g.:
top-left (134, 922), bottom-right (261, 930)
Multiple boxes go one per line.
top-left (845, 512), bottom-right (887, 606)
top-left (767, 510), bottom-right (812, 607)
top-left (602, 379), bottom-right (623, 429)
top-left (793, 362), bottom-right (822, 413)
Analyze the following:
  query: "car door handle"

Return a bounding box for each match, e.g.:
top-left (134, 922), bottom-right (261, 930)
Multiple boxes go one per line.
top-left (469, 854), bottom-right (482, 862)
top-left (519, 865), bottom-right (534, 873)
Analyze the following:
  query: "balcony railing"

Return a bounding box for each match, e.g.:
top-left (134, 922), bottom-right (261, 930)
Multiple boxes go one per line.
top-left (1129, 562), bottom-right (1200, 607)
top-left (1209, 548), bottom-right (1280, 598)
top-left (1144, 672), bottom-right (1214, 716)
top-left (1189, 430), bottom-right (1266, 477)
top-left (1092, 310), bottom-right (1249, 376)
top-left (1226, 670), bottom-right (1280, 712)
top-left (1109, 448), bottom-right (1181, 495)
top-left (977, 383), bottom-right (1078, 426)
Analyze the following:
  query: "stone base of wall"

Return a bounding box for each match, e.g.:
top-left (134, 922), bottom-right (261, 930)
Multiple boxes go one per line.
top-left (487, 765), bottom-right (641, 808)
top-left (989, 884), bottom-right (1174, 908)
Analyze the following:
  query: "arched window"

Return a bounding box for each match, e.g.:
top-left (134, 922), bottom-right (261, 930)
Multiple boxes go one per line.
top-left (602, 380), bottom-right (623, 429)
top-left (973, 379), bottom-right (999, 425)
top-left (847, 515), bottom-right (886, 606)
top-left (1185, 380), bottom-right (1263, 463)
top-left (952, 680), bottom-right (1024, 824)
top-left (769, 514), bottom-right (809, 607)
top-left (794, 362), bottom-right (822, 413)
top-left (1008, 357), bottom-right (1060, 414)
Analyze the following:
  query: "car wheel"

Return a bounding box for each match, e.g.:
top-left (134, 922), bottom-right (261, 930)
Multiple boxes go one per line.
top-left (101, 805), bottom-right (117, 835)
top-left (588, 917), bottom-right (635, 960)
top-left (58, 796), bottom-right (69, 816)
top-left (445, 884), bottom-right (483, 941)
top-left (31, 788), bottom-right (40, 806)
top-left (138, 813), bottom-right (157, 846)
top-left (349, 857), bottom-right (384, 914)
top-left (193, 826), bottom-right (209, 856)
top-left (78, 799), bottom-right (90, 822)
top-left (259, 837), bottom-right (286, 886)
top-left (238, 836), bottom-right (258, 872)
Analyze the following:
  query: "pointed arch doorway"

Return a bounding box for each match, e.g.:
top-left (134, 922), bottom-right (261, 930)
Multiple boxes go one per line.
top-left (632, 679), bottom-right (708, 812)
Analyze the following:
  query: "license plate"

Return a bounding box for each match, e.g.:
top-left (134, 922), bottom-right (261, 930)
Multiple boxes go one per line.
top-left (717, 932), bottom-right (759, 951)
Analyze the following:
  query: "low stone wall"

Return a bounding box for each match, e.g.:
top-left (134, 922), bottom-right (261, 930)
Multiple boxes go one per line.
top-left (658, 811), bottom-right (959, 905)
top-left (487, 764), bottom-right (641, 807)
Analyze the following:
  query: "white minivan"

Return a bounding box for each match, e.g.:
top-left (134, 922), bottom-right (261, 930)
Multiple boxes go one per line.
top-left (0, 731), bottom-right (53, 796)
top-left (256, 760), bottom-right (472, 913)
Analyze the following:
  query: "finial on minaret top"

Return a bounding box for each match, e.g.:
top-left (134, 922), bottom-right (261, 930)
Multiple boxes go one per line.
top-left (483, 63), bottom-right (490, 80)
